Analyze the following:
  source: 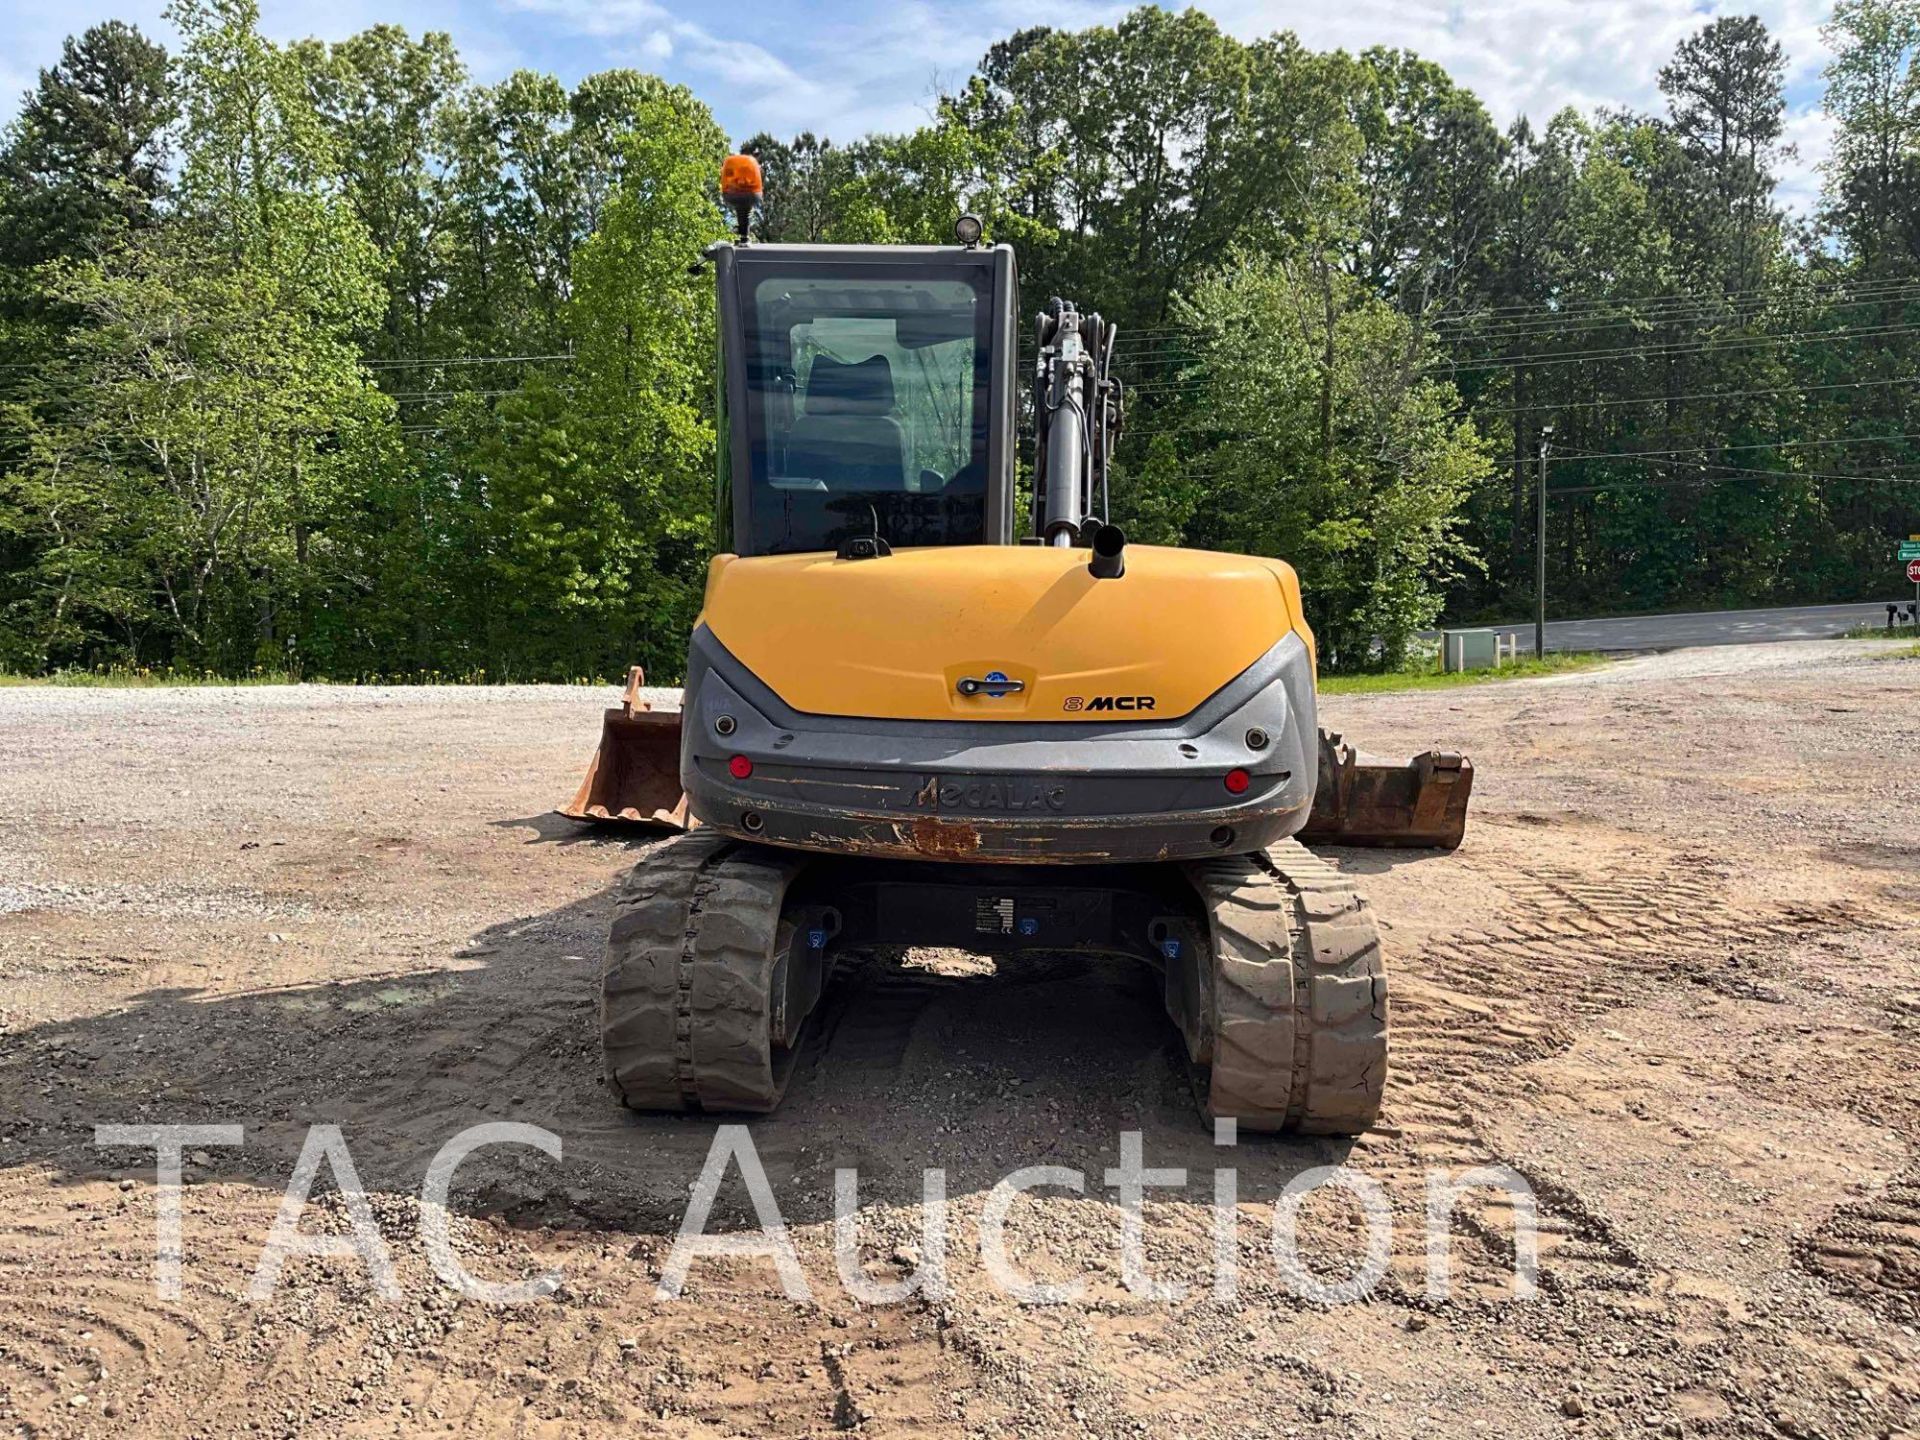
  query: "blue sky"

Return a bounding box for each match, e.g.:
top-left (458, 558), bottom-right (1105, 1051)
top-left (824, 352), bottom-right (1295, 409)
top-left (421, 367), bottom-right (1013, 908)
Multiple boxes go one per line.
top-left (2, 0), bottom-right (1841, 212)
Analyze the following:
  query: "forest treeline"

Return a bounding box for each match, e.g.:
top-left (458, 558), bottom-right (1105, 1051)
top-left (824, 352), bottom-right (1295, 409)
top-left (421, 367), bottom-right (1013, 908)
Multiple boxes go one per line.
top-left (3, 0), bottom-right (1919, 678)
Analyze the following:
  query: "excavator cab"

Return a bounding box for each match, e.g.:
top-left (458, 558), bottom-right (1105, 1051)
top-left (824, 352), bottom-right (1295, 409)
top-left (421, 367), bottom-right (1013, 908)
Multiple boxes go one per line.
top-left (562, 210), bottom-right (1469, 849)
top-left (716, 240), bottom-right (1020, 556)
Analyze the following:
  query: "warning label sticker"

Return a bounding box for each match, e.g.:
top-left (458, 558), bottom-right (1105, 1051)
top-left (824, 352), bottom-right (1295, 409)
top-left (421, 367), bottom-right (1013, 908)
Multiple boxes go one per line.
top-left (974, 896), bottom-right (1015, 935)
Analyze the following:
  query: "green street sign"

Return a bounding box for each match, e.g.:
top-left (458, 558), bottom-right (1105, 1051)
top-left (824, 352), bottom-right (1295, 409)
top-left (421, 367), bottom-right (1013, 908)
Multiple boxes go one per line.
top-left (1901, 541), bottom-right (1920, 560)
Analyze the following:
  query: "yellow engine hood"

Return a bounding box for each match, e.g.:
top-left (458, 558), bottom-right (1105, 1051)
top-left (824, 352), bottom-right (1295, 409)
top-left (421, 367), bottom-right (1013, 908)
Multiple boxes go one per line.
top-left (698, 544), bottom-right (1313, 722)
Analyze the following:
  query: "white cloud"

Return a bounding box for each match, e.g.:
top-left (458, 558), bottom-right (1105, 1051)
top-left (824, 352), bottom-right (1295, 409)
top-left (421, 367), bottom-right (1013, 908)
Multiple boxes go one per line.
top-left (0, 0), bottom-right (1847, 211)
top-left (1779, 103), bottom-right (1837, 217)
top-left (0, 58), bottom-right (35, 123)
top-left (1191, 0), bottom-right (1838, 209)
top-left (612, 0), bottom-right (1846, 211)
top-left (505, 0), bottom-right (841, 123)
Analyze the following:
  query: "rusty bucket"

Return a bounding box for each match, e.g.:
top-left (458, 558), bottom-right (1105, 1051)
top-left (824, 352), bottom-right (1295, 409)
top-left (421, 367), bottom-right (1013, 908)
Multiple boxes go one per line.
top-left (558, 667), bottom-right (690, 828)
top-left (1299, 729), bottom-right (1473, 850)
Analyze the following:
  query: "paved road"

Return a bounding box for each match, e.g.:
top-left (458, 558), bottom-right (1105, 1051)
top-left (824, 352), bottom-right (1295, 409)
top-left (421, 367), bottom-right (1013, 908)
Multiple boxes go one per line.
top-left (1462, 599), bottom-right (1917, 654)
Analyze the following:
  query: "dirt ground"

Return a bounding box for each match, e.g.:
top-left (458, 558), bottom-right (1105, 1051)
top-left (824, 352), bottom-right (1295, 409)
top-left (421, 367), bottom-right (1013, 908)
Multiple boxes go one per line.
top-left (1, 640), bottom-right (1917, 1440)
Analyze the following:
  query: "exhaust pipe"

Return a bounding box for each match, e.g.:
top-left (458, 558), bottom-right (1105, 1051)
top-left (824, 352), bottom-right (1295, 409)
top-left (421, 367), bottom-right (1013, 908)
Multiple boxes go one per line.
top-left (1088, 523), bottom-right (1127, 579)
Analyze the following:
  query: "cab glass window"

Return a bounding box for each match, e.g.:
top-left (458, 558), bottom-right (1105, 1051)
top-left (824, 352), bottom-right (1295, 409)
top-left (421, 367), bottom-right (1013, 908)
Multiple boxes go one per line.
top-left (741, 269), bottom-right (991, 554)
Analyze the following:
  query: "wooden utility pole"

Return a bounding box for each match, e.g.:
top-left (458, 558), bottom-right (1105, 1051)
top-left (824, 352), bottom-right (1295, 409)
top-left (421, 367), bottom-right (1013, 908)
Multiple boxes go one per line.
top-left (1536, 426), bottom-right (1553, 658)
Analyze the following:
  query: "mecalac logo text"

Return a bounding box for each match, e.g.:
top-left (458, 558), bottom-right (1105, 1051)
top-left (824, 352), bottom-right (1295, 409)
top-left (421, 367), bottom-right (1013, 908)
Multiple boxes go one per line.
top-left (1068, 695), bottom-right (1157, 712)
top-left (912, 777), bottom-right (1068, 811)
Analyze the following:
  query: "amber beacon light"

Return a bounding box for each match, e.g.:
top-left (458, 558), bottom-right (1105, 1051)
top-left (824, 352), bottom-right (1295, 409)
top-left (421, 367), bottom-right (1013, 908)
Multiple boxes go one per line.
top-left (721, 153), bottom-right (763, 242)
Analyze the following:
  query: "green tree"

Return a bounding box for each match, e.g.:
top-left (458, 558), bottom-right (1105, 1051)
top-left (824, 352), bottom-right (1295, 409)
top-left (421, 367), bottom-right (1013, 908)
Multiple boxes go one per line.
top-left (1, 0), bottom-right (389, 670)
top-left (457, 83), bottom-right (727, 680)
top-left (1349, 49), bottom-right (1502, 314)
top-left (1659, 15), bottom-right (1787, 290)
top-left (1821, 0), bottom-right (1920, 267)
top-left (6, 0), bottom-right (1916, 676)
top-left (1175, 252), bottom-right (1490, 669)
top-left (293, 26), bottom-right (465, 360)
top-left (0, 22), bottom-right (178, 655)
top-left (0, 22), bottom-right (174, 272)
top-left (1112, 433), bottom-right (1202, 546)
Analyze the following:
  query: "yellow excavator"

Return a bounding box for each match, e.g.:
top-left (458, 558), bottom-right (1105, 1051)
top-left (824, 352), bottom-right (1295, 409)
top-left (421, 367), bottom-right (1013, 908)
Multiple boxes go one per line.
top-left (562, 155), bottom-right (1471, 1134)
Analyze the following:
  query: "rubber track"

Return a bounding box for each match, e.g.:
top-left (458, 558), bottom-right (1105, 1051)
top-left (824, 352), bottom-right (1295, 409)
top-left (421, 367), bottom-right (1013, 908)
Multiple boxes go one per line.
top-left (1182, 838), bottom-right (1389, 1135)
top-left (601, 831), bottom-right (810, 1113)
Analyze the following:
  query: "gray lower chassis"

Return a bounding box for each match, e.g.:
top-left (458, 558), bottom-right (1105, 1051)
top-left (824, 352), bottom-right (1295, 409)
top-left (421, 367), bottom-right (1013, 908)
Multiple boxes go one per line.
top-left (680, 626), bottom-right (1319, 864)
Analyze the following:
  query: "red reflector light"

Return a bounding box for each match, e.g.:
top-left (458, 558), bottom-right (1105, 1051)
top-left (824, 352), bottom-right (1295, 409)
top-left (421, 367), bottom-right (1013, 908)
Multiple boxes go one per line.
top-left (1224, 768), bottom-right (1251, 795)
top-left (728, 754), bottom-right (754, 780)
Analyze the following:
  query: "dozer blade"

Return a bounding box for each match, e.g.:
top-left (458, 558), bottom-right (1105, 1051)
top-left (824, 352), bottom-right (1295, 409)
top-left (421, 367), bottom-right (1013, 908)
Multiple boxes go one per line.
top-left (1300, 728), bottom-right (1472, 851)
top-left (558, 666), bottom-right (690, 828)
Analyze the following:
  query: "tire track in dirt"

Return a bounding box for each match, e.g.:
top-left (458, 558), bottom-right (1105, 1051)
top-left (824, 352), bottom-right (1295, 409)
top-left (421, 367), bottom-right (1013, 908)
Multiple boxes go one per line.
top-left (1416, 860), bottom-right (1868, 1017)
top-left (1799, 1163), bottom-right (1920, 1325)
top-left (1365, 851), bottom-right (1880, 1305)
top-left (0, 1166), bottom-right (272, 1426)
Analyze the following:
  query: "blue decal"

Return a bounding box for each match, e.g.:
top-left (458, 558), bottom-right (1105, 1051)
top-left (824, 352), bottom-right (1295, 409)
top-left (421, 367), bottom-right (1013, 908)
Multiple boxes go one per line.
top-left (1017, 916), bottom-right (1040, 937)
top-left (807, 928), bottom-right (828, 950)
top-left (1160, 937), bottom-right (1182, 961)
top-left (983, 670), bottom-right (1015, 698)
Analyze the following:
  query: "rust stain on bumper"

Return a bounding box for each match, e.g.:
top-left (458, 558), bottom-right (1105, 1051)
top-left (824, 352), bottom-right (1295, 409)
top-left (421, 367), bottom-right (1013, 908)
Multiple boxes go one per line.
top-left (907, 815), bottom-right (984, 859)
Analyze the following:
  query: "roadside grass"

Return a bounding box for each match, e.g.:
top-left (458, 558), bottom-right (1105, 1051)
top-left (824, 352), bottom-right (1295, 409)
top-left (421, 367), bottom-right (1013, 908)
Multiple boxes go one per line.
top-left (1843, 621), bottom-right (1919, 640)
top-left (0, 667), bottom-right (297, 687)
top-left (1319, 651), bottom-right (1609, 695)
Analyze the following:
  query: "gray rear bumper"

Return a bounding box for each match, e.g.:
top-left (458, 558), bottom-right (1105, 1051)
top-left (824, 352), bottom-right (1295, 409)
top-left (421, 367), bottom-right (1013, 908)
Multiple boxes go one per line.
top-left (680, 626), bottom-right (1318, 864)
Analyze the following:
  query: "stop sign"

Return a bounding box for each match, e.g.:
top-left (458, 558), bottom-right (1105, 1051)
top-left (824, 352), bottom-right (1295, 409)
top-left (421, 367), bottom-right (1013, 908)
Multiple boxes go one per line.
top-left (1909, 559), bottom-right (1920, 584)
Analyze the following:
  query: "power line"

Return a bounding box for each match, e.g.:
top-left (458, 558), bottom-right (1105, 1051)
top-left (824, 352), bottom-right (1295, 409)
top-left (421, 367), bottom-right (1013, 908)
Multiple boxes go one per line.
top-left (1428, 281), bottom-right (1920, 342)
top-left (1112, 354), bottom-right (1204, 371)
top-left (1117, 423), bottom-right (1920, 454)
top-left (1109, 279), bottom-right (1920, 358)
top-left (1432, 299), bottom-right (1920, 350)
top-left (1548, 460), bottom-right (1920, 496)
top-left (1125, 370), bottom-right (1920, 416)
top-left (1140, 457), bottom-right (1920, 498)
top-left (398, 407), bottom-right (632, 434)
top-left (386, 387), bottom-right (529, 401)
top-left (1118, 424), bottom-right (1254, 441)
top-left (1479, 372), bottom-right (1920, 418)
top-left (1425, 273), bottom-right (1920, 326)
top-left (362, 351), bottom-right (576, 370)
top-left (1118, 321), bottom-right (1920, 389)
top-left (1687, 460), bottom-right (1920, 482)
top-left (1115, 280), bottom-right (1920, 366)
top-left (1117, 318), bottom-right (1920, 379)
top-left (1554, 430), bottom-right (1920, 462)
top-left (1107, 273), bottom-right (1920, 351)
top-left (1439, 320), bottom-right (1920, 372)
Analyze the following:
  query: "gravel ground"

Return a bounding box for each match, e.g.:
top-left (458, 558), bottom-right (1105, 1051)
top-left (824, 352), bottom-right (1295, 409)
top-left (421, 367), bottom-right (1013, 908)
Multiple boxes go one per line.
top-left (0, 643), bottom-right (1917, 1439)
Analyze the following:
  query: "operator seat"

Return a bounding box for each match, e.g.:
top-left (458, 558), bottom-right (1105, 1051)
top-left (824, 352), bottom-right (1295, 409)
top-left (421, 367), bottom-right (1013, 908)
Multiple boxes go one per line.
top-left (788, 354), bottom-right (908, 492)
